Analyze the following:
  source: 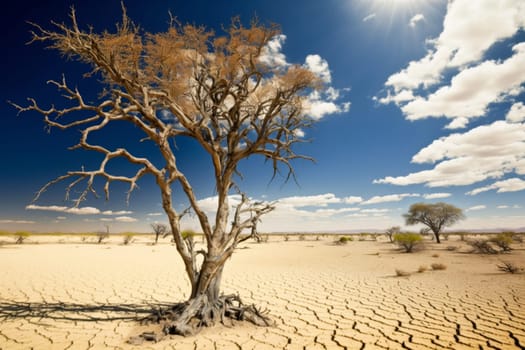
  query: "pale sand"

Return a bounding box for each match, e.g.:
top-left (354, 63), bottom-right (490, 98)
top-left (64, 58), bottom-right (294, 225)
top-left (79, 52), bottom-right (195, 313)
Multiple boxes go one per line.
top-left (0, 236), bottom-right (524, 349)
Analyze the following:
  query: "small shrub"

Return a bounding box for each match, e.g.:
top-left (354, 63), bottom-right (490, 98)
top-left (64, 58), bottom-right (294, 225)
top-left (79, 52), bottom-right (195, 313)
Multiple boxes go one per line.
top-left (497, 261), bottom-right (522, 274)
top-left (298, 234), bottom-right (306, 241)
top-left (468, 239), bottom-right (499, 254)
top-left (284, 235), bottom-right (289, 242)
top-left (491, 232), bottom-right (513, 252)
top-left (417, 265), bottom-right (428, 273)
top-left (432, 253), bottom-right (440, 258)
top-left (338, 236), bottom-right (353, 245)
top-left (123, 233), bottom-right (134, 245)
top-left (431, 263), bottom-right (447, 271)
top-left (393, 233), bottom-right (423, 253)
top-left (446, 246), bottom-right (457, 251)
top-left (14, 231), bottom-right (31, 244)
top-left (97, 232), bottom-right (109, 244)
top-left (395, 269), bottom-right (411, 277)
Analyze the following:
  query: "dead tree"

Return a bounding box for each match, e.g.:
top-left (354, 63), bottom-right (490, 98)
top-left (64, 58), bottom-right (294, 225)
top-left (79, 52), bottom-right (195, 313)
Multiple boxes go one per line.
top-left (151, 223), bottom-right (168, 244)
top-left (13, 7), bottom-right (321, 336)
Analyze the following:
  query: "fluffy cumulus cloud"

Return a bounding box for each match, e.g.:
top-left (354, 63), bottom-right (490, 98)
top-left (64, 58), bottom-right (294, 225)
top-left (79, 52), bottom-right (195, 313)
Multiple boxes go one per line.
top-left (409, 14), bottom-right (425, 28)
top-left (259, 36), bottom-right (350, 122)
top-left (400, 43), bottom-right (525, 127)
top-left (466, 178), bottom-right (525, 195)
top-left (259, 34), bottom-right (288, 68)
top-left (375, 121), bottom-right (525, 187)
top-left (378, 0), bottom-right (525, 129)
top-left (507, 102), bottom-right (525, 123)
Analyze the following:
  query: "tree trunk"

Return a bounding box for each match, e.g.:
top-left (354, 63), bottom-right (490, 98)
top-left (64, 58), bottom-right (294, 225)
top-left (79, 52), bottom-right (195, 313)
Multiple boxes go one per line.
top-left (434, 230), bottom-right (441, 243)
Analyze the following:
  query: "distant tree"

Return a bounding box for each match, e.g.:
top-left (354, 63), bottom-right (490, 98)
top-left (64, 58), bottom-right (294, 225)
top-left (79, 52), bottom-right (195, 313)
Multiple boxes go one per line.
top-left (13, 6), bottom-right (322, 336)
top-left (385, 226), bottom-right (400, 242)
top-left (151, 223), bottom-right (168, 244)
top-left (403, 203), bottom-right (465, 244)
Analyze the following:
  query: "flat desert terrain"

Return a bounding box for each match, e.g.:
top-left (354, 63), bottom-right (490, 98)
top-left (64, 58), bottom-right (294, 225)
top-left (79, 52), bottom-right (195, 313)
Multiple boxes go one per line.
top-left (0, 235), bottom-right (524, 349)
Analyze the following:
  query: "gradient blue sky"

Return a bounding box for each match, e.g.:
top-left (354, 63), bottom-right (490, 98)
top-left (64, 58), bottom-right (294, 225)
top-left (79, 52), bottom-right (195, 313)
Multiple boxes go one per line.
top-left (1, 0), bottom-right (524, 233)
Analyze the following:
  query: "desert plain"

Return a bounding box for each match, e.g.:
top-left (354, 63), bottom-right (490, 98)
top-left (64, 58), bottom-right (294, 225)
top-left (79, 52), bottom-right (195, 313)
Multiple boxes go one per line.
top-left (0, 234), bottom-right (524, 349)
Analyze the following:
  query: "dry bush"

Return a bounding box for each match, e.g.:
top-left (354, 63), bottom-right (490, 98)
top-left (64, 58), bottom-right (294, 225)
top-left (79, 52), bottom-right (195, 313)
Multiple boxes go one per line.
top-left (446, 246), bottom-right (457, 251)
top-left (123, 233), bottom-right (134, 245)
top-left (393, 233), bottom-right (423, 253)
top-left (497, 261), bottom-right (522, 274)
top-left (431, 263), bottom-right (447, 271)
top-left (468, 239), bottom-right (499, 254)
top-left (395, 269), bottom-right (411, 277)
top-left (431, 253), bottom-right (440, 258)
top-left (337, 236), bottom-right (353, 245)
top-left (97, 232), bottom-right (109, 244)
top-left (491, 232), bottom-right (513, 252)
top-left (417, 265), bottom-right (428, 273)
top-left (14, 231), bottom-right (31, 244)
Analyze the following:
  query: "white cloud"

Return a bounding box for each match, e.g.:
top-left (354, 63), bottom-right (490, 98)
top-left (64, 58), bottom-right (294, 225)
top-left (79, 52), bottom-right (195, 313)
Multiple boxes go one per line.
top-left (400, 44), bottom-right (525, 127)
top-left (375, 121), bottom-right (525, 187)
top-left (361, 208), bottom-right (389, 214)
top-left (56, 216), bottom-right (67, 220)
top-left (304, 55), bottom-right (331, 83)
top-left (26, 204), bottom-right (101, 215)
top-left (258, 36), bottom-right (350, 121)
top-left (507, 102), bottom-right (525, 123)
top-left (303, 91), bottom-right (350, 120)
top-left (361, 193), bottom-right (420, 205)
top-left (102, 210), bottom-right (133, 215)
top-left (363, 13), bottom-right (376, 22)
top-left (147, 212), bottom-right (163, 216)
top-left (259, 34), bottom-right (288, 68)
top-left (342, 196), bottom-right (363, 204)
top-left (467, 205), bottom-right (486, 211)
top-left (379, 0), bottom-right (525, 128)
top-left (277, 193), bottom-right (341, 208)
top-left (409, 14), bottom-right (425, 28)
top-left (423, 193), bottom-right (452, 199)
top-left (497, 205), bottom-right (509, 209)
top-left (466, 177), bottom-right (525, 195)
top-left (115, 216), bottom-right (138, 223)
top-left (0, 219), bottom-right (35, 224)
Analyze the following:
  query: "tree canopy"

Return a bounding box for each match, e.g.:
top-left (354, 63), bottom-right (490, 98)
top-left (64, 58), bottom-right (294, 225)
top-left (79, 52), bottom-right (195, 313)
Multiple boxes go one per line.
top-left (403, 202), bottom-right (465, 243)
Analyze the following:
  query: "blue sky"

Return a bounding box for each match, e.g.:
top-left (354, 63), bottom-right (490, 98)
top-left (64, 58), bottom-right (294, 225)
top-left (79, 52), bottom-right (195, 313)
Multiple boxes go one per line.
top-left (1, 0), bottom-right (524, 233)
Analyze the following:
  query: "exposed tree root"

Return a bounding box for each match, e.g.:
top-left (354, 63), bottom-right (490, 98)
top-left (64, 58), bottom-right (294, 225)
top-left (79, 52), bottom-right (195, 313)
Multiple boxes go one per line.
top-left (128, 294), bottom-right (273, 344)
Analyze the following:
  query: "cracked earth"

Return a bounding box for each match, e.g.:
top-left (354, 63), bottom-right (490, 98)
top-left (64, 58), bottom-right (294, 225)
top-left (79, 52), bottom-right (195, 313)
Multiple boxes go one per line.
top-left (0, 237), bottom-right (524, 349)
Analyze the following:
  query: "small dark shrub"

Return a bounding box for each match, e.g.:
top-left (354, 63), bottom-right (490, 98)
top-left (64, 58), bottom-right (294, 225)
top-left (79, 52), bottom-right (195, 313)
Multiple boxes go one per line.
top-left (468, 239), bottom-right (498, 254)
top-left (393, 233), bottom-right (422, 253)
top-left (497, 261), bottom-right (522, 274)
top-left (417, 265), bottom-right (428, 273)
top-left (431, 263), bottom-right (447, 270)
top-left (123, 233), bottom-right (134, 245)
top-left (395, 269), bottom-right (410, 277)
top-left (338, 236), bottom-right (353, 245)
top-left (14, 231), bottom-right (31, 244)
top-left (97, 232), bottom-right (109, 244)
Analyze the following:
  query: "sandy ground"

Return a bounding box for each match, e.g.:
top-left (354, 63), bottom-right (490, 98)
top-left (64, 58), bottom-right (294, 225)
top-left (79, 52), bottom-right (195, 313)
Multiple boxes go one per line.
top-left (0, 235), bottom-right (524, 349)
